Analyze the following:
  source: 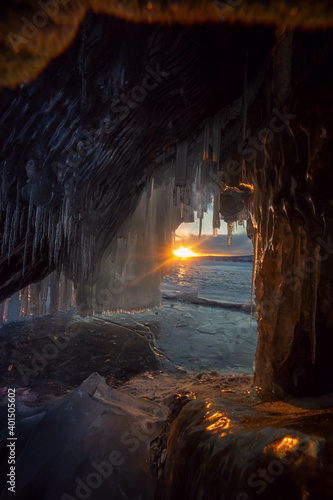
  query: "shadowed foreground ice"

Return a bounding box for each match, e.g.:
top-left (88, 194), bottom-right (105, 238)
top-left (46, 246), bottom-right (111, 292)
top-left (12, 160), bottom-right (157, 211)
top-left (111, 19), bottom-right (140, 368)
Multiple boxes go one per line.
top-left (1, 368), bottom-right (332, 500)
top-left (0, 373), bottom-right (169, 500)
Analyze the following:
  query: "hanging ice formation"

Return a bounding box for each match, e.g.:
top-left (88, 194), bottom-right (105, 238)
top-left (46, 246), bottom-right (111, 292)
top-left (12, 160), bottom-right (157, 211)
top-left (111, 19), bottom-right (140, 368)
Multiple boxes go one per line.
top-left (0, 113), bottom-right (250, 324)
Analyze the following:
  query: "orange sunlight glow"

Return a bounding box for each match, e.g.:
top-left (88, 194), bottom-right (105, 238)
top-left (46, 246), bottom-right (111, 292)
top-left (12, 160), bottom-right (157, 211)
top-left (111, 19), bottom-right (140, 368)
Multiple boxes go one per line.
top-left (173, 246), bottom-right (201, 259)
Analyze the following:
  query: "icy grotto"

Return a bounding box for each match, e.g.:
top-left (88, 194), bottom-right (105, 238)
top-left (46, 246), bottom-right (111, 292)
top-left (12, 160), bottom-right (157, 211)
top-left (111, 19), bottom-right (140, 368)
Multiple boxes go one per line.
top-left (0, 1), bottom-right (333, 499)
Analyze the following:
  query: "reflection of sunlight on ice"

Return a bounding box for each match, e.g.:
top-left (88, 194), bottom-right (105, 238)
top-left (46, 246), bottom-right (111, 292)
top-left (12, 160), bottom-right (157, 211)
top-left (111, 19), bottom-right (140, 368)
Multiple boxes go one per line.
top-left (176, 264), bottom-right (187, 286)
top-left (204, 400), bottom-right (231, 432)
top-left (263, 436), bottom-right (303, 457)
top-left (206, 414), bottom-right (230, 431)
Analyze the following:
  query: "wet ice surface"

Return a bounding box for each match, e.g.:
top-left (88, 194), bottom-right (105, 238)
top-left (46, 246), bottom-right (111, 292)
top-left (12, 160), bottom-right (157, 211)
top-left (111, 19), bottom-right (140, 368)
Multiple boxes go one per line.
top-left (0, 260), bottom-right (257, 421)
top-left (162, 258), bottom-right (254, 304)
top-left (99, 300), bottom-right (256, 374)
top-left (0, 259), bottom-right (258, 500)
top-left (1, 260), bottom-right (257, 391)
top-left (98, 259), bottom-right (257, 374)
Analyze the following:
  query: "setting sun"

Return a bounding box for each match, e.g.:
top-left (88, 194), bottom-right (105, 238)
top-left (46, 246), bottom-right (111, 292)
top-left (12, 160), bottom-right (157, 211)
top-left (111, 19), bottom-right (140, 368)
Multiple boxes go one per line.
top-left (173, 246), bottom-right (200, 258)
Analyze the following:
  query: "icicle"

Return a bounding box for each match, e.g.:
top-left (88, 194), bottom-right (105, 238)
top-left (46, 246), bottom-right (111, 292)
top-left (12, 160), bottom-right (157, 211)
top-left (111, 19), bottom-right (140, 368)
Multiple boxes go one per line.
top-left (212, 115), bottom-right (220, 165)
top-left (28, 283), bottom-right (40, 316)
top-left (67, 214), bottom-right (73, 256)
top-left (22, 192), bottom-right (34, 276)
top-left (183, 177), bottom-right (195, 222)
top-left (198, 177), bottom-right (203, 240)
top-left (63, 196), bottom-right (70, 237)
top-left (203, 120), bottom-right (210, 162)
top-left (175, 141), bottom-right (188, 187)
top-left (183, 202), bottom-right (194, 223)
top-left (227, 222), bottom-right (233, 246)
top-left (172, 186), bottom-right (177, 206)
top-left (39, 276), bottom-right (49, 316)
top-left (0, 298), bottom-right (11, 325)
top-left (184, 183), bottom-right (191, 205)
top-left (58, 271), bottom-right (74, 311)
top-left (19, 287), bottom-right (29, 317)
top-left (48, 212), bottom-right (55, 267)
top-left (196, 164), bottom-right (203, 217)
top-left (238, 209), bottom-right (244, 226)
top-left (54, 220), bottom-right (63, 269)
top-left (49, 271), bottom-right (59, 314)
top-left (199, 216), bottom-right (202, 239)
top-left (32, 205), bottom-right (42, 266)
top-left (1, 202), bottom-right (11, 256)
top-left (213, 184), bottom-right (221, 232)
top-left (0, 302), bottom-right (4, 328)
top-left (8, 184), bottom-right (21, 264)
top-left (250, 228), bottom-right (258, 325)
top-left (144, 177), bottom-right (154, 224)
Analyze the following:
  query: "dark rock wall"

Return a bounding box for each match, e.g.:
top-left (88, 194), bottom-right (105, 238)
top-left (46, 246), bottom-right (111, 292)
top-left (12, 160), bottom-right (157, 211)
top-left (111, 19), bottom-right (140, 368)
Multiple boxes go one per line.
top-left (239, 43), bottom-right (333, 396)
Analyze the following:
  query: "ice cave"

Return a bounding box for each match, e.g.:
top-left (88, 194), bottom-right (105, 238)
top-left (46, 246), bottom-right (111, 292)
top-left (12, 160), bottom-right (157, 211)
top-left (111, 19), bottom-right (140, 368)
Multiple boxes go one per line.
top-left (0, 1), bottom-right (333, 499)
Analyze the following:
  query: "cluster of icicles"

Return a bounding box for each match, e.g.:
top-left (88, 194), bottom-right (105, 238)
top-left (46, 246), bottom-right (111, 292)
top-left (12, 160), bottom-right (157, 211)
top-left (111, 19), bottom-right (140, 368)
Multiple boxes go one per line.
top-left (0, 116), bottom-right (248, 325)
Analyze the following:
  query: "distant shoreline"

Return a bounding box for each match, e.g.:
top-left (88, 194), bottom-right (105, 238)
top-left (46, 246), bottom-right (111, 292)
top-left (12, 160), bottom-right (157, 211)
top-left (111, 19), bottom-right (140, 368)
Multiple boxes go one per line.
top-left (183, 255), bottom-right (253, 262)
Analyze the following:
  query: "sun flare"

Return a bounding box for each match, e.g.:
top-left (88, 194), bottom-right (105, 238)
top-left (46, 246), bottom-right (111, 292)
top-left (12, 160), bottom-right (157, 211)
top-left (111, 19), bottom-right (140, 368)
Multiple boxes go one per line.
top-left (173, 246), bottom-right (200, 259)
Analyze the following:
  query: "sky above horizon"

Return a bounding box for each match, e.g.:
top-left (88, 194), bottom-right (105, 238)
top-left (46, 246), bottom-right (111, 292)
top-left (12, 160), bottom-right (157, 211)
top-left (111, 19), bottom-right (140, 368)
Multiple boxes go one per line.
top-left (175, 207), bottom-right (253, 256)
